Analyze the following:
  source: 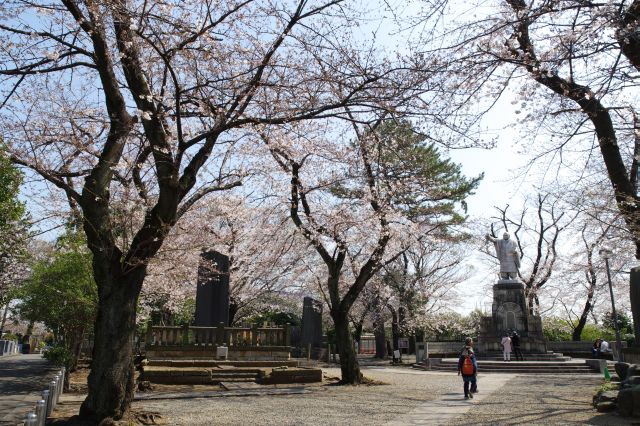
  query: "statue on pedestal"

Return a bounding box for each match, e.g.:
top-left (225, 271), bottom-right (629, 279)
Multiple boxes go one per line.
top-left (485, 232), bottom-right (520, 280)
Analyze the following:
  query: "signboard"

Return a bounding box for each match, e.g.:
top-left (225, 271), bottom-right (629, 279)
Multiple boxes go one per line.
top-left (398, 338), bottom-right (409, 349)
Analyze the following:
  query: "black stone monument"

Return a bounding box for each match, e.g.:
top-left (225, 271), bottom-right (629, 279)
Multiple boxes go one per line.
top-left (301, 297), bottom-right (323, 349)
top-left (194, 250), bottom-right (230, 327)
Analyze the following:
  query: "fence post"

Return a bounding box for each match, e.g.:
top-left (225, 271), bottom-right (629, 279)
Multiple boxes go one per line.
top-left (284, 323), bottom-right (291, 347)
top-left (216, 322), bottom-right (226, 346)
top-left (48, 379), bottom-right (57, 413)
top-left (251, 324), bottom-right (258, 347)
top-left (42, 389), bottom-right (51, 417)
top-left (182, 323), bottom-right (190, 345)
top-left (35, 399), bottom-right (46, 426)
top-left (23, 412), bottom-right (37, 426)
top-left (56, 372), bottom-right (64, 403)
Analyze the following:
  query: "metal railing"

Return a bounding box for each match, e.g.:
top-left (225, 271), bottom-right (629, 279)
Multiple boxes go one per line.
top-left (21, 367), bottom-right (65, 426)
top-left (146, 323), bottom-right (291, 347)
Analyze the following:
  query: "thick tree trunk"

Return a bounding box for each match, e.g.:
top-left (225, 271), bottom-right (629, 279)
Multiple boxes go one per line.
top-left (80, 268), bottom-right (144, 422)
top-left (332, 311), bottom-right (362, 384)
top-left (373, 318), bottom-right (386, 359)
top-left (572, 300), bottom-right (592, 341)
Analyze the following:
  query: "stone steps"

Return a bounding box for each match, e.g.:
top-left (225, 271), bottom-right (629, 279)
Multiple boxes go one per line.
top-left (414, 359), bottom-right (601, 374)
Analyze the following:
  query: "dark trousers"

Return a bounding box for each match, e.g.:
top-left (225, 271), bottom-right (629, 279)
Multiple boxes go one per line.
top-left (463, 375), bottom-right (477, 396)
top-left (513, 346), bottom-right (523, 361)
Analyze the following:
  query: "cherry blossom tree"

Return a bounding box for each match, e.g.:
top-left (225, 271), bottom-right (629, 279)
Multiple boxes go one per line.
top-left (446, 0), bottom-right (640, 342)
top-left (0, 0), bottom-right (440, 420)
top-left (0, 144), bottom-right (29, 335)
top-left (263, 119), bottom-right (479, 383)
top-left (141, 195), bottom-right (313, 325)
top-left (380, 238), bottom-right (469, 352)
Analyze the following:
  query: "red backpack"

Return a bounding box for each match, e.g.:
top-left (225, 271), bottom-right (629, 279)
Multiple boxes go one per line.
top-left (462, 355), bottom-right (474, 375)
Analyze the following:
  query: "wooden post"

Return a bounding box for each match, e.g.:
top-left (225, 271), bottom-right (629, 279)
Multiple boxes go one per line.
top-left (307, 343), bottom-right (311, 361)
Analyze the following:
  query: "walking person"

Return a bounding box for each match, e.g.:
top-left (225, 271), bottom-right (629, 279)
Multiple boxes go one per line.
top-left (501, 334), bottom-right (512, 362)
top-left (458, 337), bottom-right (478, 399)
top-left (511, 330), bottom-right (523, 361)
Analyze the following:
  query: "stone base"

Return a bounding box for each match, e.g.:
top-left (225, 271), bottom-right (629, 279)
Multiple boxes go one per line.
top-left (477, 280), bottom-right (547, 354)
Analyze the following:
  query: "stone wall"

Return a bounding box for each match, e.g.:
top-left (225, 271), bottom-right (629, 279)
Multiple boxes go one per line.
top-left (146, 345), bottom-right (292, 361)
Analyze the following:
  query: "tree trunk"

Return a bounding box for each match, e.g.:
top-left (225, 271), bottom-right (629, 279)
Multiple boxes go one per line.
top-left (352, 320), bottom-right (364, 346)
top-left (79, 268), bottom-right (144, 422)
top-left (389, 308), bottom-right (399, 351)
top-left (332, 311), bottom-right (362, 384)
top-left (631, 266), bottom-right (640, 347)
top-left (373, 318), bottom-right (386, 359)
top-left (0, 302), bottom-right (9, 334)
top-left (572, 300), bottom-right (592, 341)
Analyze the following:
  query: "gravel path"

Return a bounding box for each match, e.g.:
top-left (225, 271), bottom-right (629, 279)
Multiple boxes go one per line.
top-left (135, 367), bottom-right (626, 426)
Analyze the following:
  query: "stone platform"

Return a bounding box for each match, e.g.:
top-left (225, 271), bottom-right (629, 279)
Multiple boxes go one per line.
top-left (142, 359), bottom-right (322, 385)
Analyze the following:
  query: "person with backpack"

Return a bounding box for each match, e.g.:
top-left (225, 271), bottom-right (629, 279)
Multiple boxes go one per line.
top-left (457, 337), bottom-right (478, 399)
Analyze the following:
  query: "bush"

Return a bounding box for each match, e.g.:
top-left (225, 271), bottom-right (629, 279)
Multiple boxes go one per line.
top-left (43, 346), bottom-right (71, 368)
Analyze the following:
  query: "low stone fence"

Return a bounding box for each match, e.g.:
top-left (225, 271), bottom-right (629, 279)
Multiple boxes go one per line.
top-left (548, 340), bottom-right (627, 358)
top-left (147, 324), bottom-right (291, 347)
top-left (146, 324), bottom-right (292, 361)
top-left (423, 342), bottom-right (463, 357)
top-left (0, 339), bottom-right (18, 355)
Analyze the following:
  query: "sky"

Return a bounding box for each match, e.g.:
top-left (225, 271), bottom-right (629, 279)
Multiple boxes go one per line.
top-left (10, 0), bottom-right (631, 321)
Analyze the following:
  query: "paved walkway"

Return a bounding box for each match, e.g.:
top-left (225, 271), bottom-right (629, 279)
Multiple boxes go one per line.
top-left (385, 373), bottom-right (514, 425)
top-left (0, 354), bottom-right (56, 426)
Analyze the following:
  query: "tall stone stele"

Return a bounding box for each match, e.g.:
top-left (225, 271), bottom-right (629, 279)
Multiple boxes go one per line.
top-left (477, 232), bottom-right (547, 354)
top-left (301, 297), bottom-right (323, 349)
top-left (194, 250), bottom-right (230, 327)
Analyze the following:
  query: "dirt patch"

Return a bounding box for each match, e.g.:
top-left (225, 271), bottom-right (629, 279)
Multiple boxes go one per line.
top-left (67, 367), bottom-right (90, 394)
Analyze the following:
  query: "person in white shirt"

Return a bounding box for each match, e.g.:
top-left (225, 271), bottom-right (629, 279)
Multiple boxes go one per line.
top-left (501, 334), bottom-right (512, 361)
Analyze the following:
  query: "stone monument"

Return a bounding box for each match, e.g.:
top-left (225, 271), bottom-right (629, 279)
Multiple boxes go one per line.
top-left (301, 297), bottom-right (323, 350)
top-left (194, 250), bottom-right (230, 327)
top-left (477, 232), bottom-right (547, 354)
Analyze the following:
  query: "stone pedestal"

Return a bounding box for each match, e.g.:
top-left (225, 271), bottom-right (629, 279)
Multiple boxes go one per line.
top-left (477, 279), bottom-right (547, 354)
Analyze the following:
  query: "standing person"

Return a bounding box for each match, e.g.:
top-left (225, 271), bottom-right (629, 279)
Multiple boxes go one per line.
top-left (511, 331), bottom-right (523, 361)
top-left (457, 337), bottom-right (478, 399)
top-left (501, 334), bottom-right (512, 362)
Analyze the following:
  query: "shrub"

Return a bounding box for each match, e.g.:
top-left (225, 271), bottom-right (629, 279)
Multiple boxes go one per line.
top-left (43, 346), bottom-right (72, 368)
